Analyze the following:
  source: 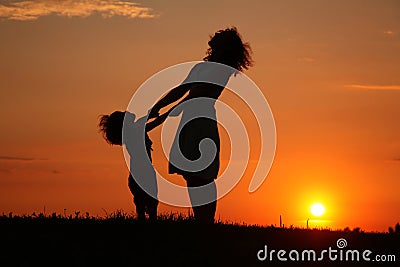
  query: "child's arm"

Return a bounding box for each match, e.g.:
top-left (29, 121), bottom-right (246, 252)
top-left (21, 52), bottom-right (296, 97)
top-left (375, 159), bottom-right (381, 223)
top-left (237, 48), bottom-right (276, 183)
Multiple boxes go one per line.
top-left (145, 111), bottom-right (169, 132)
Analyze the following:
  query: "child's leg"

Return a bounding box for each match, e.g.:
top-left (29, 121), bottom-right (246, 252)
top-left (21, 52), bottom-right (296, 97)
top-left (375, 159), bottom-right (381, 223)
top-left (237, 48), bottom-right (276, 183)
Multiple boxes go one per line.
top-left (128, 175), bottom-right (146, 220)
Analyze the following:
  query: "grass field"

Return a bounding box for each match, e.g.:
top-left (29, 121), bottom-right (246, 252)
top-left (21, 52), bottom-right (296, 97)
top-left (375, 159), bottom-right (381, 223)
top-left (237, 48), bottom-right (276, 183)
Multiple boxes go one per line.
top-left (1, 211), bottom-right (398, 267)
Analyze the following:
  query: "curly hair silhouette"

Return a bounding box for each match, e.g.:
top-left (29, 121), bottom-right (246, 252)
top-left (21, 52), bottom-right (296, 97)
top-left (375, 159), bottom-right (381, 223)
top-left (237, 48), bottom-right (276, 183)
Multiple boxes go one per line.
top-left (204, 26), bottom-right (253, 72)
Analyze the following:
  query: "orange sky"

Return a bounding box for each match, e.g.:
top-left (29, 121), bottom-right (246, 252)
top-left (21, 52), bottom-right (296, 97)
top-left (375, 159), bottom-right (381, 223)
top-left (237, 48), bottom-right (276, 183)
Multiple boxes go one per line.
top-left (0, 0), bottom-right (399, 232)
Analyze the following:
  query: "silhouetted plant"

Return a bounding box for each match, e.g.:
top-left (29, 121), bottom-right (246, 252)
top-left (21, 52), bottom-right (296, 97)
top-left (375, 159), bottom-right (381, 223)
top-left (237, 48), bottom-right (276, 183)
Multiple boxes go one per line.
top-left (388, 222), bottom-right (400, 234)
top-left (352, 227), bottom-right (363, 233)
top-left (0, 211), bottom-right (395, 235)
top-left (74, 211), bottom-right (80, 219)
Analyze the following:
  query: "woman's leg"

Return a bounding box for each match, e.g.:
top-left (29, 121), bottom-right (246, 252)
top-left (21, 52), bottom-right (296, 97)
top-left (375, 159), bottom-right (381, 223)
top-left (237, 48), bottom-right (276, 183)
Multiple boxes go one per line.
top-left (145, 196), bottom-right (158, 220)
top-left (185, 176), bottom-right (217, 224)
top-left (134, 196), bottom-right (146, 220)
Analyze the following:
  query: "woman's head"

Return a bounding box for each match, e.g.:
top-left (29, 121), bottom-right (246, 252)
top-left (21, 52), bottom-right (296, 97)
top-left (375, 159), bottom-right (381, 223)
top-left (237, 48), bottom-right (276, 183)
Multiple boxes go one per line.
top-left (98, 111), bottom-right (125, 146)
top-left (204, 27), bottom-right (253, 72)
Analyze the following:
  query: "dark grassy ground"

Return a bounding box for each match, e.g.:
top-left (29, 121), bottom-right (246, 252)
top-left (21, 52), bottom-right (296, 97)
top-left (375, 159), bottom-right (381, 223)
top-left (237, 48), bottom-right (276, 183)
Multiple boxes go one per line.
top-left (0, 212), bottom-right (399, 267)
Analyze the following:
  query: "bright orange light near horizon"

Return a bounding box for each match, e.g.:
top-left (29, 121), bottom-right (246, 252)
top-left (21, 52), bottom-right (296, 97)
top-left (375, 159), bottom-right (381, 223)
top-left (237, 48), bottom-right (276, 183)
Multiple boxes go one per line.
top-left (310, 203), bottom-right (325, 217)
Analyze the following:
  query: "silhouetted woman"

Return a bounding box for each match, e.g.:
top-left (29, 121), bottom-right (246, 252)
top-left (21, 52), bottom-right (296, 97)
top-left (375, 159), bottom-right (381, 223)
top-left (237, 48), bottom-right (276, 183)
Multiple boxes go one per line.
top-left (149, 27), bottom-right (253, 223)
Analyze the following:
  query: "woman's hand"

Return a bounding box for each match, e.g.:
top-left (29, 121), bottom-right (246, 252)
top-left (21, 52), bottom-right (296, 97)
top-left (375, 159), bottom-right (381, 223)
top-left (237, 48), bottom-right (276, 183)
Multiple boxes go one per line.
top-left (147, 83), bottom-right (190, 119)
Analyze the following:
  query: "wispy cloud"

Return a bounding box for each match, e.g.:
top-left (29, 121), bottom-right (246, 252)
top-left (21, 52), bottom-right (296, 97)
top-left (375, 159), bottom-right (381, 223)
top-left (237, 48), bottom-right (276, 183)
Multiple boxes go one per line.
top-left (0, 0), bottom-right (157, 21)
top-left (0, 156), bottom-right (47, 161)
top-left (383, 30), bottom-right (395, 36)
top-left (0, 168), bottom-right (12, 173)
top-left (385, 158), bottom-right (400, 164)
top-left (297, 57), bottom-right (316, 63)
top-left (345, 84), bottom-right (400, 91)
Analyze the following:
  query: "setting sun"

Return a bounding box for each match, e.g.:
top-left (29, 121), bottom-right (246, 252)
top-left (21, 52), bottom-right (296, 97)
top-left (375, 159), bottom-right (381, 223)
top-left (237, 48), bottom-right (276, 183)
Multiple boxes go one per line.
top-left (310, 203), bottom-right (325, 217)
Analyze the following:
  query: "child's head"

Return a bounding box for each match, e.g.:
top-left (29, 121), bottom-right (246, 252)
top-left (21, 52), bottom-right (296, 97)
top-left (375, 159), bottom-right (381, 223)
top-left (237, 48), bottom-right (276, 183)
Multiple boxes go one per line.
top-left (98, 111), bottom-right (125, 146)
top-left (99, 111), bottom-right (153, 154)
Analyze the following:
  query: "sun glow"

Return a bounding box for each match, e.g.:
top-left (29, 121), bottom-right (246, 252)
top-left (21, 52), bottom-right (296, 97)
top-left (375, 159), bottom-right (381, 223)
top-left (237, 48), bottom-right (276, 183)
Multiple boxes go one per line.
top-left (310, 203), bottom-right (325, 217)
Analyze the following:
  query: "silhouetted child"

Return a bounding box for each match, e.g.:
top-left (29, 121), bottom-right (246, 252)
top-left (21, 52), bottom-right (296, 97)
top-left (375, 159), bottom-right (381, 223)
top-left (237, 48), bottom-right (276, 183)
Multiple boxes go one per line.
top-left (99, 111), bottom-right (167, 220)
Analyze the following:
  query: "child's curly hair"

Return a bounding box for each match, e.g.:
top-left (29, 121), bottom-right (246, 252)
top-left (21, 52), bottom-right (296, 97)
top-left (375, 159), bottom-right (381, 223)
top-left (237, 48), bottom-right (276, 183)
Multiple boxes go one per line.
top-left (98, 111), bottom-right (153, 154)
top-left (98, 111), bottom-right (125, 146)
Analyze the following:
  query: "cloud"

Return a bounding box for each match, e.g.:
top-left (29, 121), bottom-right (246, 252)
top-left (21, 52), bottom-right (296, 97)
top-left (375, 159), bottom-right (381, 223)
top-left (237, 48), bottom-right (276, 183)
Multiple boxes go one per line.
top-left (0, 168), bottom-right (12, 173)
top-left (297, 57), bottom-right (316, 63)
top-left (384, 158), bottom-right (400, 164)
top-left (345, 84), bottom-right (400, 91)
top-left (383, 30), bottom-right (395, 36)
top-left (0, 156), bottom-right (47, 161)
top-left (0, 0), bottom-right (157, 21)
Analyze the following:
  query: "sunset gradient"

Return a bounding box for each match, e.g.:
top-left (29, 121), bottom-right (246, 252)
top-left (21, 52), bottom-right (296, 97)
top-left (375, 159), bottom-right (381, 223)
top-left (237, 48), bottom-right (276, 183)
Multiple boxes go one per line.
top-left (0, 0), bottom-right (399, 232)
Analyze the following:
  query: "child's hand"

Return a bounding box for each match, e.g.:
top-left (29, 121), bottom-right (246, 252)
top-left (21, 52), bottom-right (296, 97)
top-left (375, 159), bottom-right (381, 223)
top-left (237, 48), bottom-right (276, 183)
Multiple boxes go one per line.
top-left (147, 107), bottom-right (159, 119)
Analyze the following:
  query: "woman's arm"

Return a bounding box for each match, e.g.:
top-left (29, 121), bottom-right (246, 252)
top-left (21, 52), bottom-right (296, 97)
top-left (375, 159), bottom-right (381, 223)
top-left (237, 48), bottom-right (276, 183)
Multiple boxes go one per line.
top-left (146, 96), bottom-right (184, 132)
top-left (148, 83), bottom-right (190, 119)
top-left (149, 63), bottom-right (203, 118)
